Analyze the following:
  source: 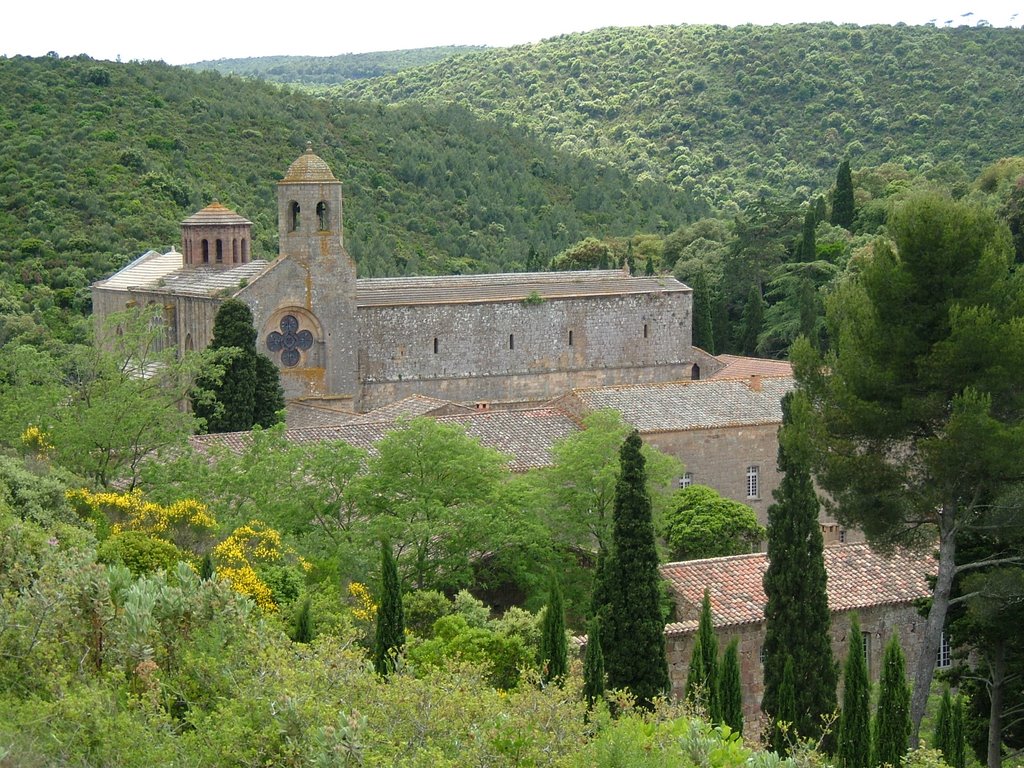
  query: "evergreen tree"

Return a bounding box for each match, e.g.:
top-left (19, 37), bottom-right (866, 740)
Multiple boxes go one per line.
top-left (814, 195), bottom-right (828, 224)
top-left (685, 633), bottom-right (707, 710)
top-left (644, 255), bottom-right (655, 276)
top-left (874, 633), bottom-right (911, 768)
top-left (539, 574), bottom-right (568, 684)
top-left (696, 588), bottom-right (721, 721)
top-left (600, 431), bottom-right (670, 708)
top-left (830, 159), bottom-right (855, 229)
top-left (772, 655), bottom-right (798, 755)
top-left (838, 615), bottom-right (871, 768)
top-left (583, 617), bottom-right (606, 710)
top-left (719, 638), bottom-right (743, 734)
top-left (373, 540), bottom-right (405, 676)
top-left (199, 552), bottom-right (214, 581)
top-left (192, 299), bottom-right (284, 433)
top-left (934, 687), bottom-right (954, 764)
top-left (762, 393), bottom-right (837, 745)
top-left (740, 285), bottom-right (764, 356)
top-left (798, 208), bottom-right (817, 262)
top-left (690, 270), bottom-right (716, 353)
top-left (293, 595), bottom-right (314, 644)
top-left (950, 693), bottom-right (966, 768)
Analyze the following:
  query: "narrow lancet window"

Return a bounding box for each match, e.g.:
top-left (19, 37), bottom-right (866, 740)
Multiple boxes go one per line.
top-left (316, 201), bottom-right (328, 230)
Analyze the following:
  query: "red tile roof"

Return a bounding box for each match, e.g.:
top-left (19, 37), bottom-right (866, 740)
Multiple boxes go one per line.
top-left (660, 543), bottom-right (934, 637)
top-left (711, 354), bottom-right (794, 379)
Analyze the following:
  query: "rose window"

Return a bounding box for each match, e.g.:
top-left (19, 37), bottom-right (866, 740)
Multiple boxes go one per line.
top-left (266, 314), bottom-right (313, 367)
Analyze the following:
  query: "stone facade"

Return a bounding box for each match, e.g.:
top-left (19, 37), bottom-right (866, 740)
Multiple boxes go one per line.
top-left (91, 146), bottom-right (704, 413)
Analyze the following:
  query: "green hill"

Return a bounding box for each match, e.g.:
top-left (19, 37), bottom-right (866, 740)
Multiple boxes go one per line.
top-left (186, 46), bottom-right (487, 84)
top-left (336, 23), bottom-right (1024, 208)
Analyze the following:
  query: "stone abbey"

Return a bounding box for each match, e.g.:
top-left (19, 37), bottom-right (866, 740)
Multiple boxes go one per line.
top-left (91, 145), bottom-right (720, 415)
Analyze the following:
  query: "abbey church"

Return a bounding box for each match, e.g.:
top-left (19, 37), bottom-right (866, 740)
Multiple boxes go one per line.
top-left (91, 145), bottom-right (721, 414)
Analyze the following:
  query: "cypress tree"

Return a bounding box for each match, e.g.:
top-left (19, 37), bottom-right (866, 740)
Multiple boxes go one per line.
top-left (686, 634), bottom-right (707, 710)
top-left (690, 270), bottom-right (716, 353)
top-left (814, 195), bottom-right (828, 224)
top-left (539, 574), bottom-right (568, 684)
top-left (874, 633), bottom-right (911, 768)
top-left (583, 617), bottom-right (606, 710)
top-left (741, 285), bottom-right (764, 357)
top-left (799, 207), bottom-right (817, 262)
top-left (830, 160), bottom-right (855, 230)
top-left (838, 615), bottom-right (871, 768)
top-left (762, 393), bottom-right (837, 745)
top-left (772, 655), bottom-right (798, 755)
top-left (934, 687), bottom-right (954, 765)
top-left (373, 540), bottom-right (405, 676)
top-left (696, 588), bottom-right (721, 721)
top-left (193, 299), bottom-right (284, 433)
top-left (950, 693), bottom-right (966, 768)
top-left (601, 431), bottom-right (670, 708)
top-left (293, 594), bottom-right (314, 643)
top-left (199, 552), bottom-right (215, 581)
top-left (719, 638), bottom-right (743, 734)
top-left (644, 255), bottom-right (655, 276)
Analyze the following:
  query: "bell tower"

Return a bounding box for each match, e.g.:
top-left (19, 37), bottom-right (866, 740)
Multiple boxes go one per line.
top-left (266, 143), bottom-right (358, 403)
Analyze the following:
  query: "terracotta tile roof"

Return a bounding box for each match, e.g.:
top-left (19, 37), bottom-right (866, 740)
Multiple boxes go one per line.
top-left (660, 543), bottom-right (934, 637)
top-left (181, 201), bottom-right (252, 226)
top-left (711, 354), bottom-right (794, 379)
top-left (355, 270), bottom-right (689, 307)
top-left (570, 376), bottom-right (794, 433)
top-left (283, 401), bottom-right (357, 429)
top-left (348, 395), bottom-right (472, 424)
top-left (190, 407), bottom-right (581, 472)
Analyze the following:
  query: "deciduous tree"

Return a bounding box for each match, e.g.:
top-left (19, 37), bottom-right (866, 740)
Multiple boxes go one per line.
top-left (661, 484), bottom-right (763, 561)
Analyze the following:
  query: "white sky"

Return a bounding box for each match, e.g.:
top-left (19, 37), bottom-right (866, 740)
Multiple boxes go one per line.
top-left (2, 0), bottom-right (1020, 66)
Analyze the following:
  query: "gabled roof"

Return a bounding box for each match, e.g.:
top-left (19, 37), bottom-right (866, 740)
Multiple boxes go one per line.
top-left (348, 394), bottom-right (474, 424)
top-left (711, 354), bottom-right (794, 379)
top-left (190, 406), bottom-right (581, 473)
top-left (569, 375), bottom-right (794, 433)
top-left (355, 270), bottom-right (689, 307)
top-left (660, 543), bottom-right (934, 637)
top-left (93, 248), bottom-right (270, 297)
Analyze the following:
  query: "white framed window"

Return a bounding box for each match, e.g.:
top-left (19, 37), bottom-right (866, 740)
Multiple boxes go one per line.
top-left (937, 631), bottom-right (952, 669)
top-left (746, 465), bottom-right (760, 499)
top-left (679, 472), bottom-right (694, 489)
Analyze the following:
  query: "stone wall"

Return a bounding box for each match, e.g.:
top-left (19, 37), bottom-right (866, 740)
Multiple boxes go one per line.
top-left (666, 604), bottom-right (925, 737)
top-left (356, 290), bottom-right (693, 409)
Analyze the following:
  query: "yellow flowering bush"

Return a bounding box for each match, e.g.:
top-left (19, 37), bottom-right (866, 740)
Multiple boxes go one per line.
top-left (348, 581), bottom-right (378, 623)
top-left (213, 520), bottom-right (289, 612)
top-left (20, 425), bottom-right (53, 455)
top-left (65, 488), bottom-right (216, 550)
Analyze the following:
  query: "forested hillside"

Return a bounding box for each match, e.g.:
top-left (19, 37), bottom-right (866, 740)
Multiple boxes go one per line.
top-left (188, 46), bottom-right (486, 84)
top-left (337, 23), bottom-right (1024, 209)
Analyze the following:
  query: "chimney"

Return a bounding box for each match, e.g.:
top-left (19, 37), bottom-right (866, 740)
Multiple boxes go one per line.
top-left (747, 374), bottom-right (762, 392)
top-left (474, 401), bottom-right (490, 411)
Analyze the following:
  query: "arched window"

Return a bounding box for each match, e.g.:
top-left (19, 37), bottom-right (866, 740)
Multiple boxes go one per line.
top-left (691, 364), bottom-right (701, 380)
top-left (202, 239), bottom-right (209, 263)
top-left (232, 239), bottom-right (239, 263)
top-left (241, 239), bottom-right (248, 263)
top-left (316, 201), bottom-right (328, 230)
top-left (215, 239), bottom-right (223, 263)
top-left (289, 201), bottom-right (301, 232)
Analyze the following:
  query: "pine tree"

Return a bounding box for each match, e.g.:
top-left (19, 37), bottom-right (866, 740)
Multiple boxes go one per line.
top-left (838, 615), bottom-right (871, 768)
top-left (874, 633), bottom-right (911, 768)
top-left (192, 299), bottom-right (284, 433)
top-left (293, 595), bottom-right (314, 643)
top-left (762, 393), bottom-right (837, 745)
top-left (741, 285), bottom-right (764, 356)
top-left (583, 617), bottom-right (606, 710)
top-left (373, 540), bottom-right (405, 676)
top-left (830, 159), bottom-right (855, 229)
top-left (719, 638), bottom-right (743, 734)
top-left (600, 431), bottom-right (670, 708)
top-left (539, 574), bottom-right (568, 684)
